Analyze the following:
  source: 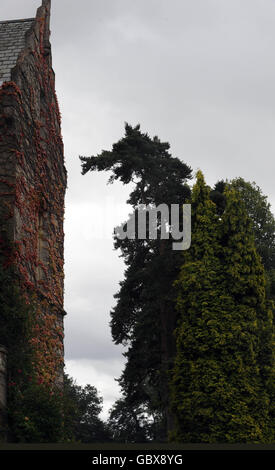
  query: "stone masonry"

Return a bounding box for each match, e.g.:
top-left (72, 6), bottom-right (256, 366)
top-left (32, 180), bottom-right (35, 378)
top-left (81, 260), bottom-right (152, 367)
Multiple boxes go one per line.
top-left (0, 0), bottom-right (67, 431)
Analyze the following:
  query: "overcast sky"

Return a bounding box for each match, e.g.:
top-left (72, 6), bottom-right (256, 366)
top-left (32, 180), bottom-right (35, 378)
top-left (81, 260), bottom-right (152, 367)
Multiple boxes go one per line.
top-left (2, 0), bottom-right (275, 419)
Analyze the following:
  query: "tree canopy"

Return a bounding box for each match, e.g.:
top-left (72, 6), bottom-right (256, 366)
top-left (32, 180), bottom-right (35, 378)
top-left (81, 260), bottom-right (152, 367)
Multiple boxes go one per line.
top-left (80, 125), bottom-right (274, 444)
top-left (171, 172), bottom-right (274, 443)
top-left (81, 123), bottom-right (193, 439)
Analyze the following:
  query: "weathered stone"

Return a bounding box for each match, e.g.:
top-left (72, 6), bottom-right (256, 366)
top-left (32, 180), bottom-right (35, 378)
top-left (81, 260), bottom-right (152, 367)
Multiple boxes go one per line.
top-left (0, 0), bottom-right (66, 430)
top-left (0, 346), bottom-right (7, 440)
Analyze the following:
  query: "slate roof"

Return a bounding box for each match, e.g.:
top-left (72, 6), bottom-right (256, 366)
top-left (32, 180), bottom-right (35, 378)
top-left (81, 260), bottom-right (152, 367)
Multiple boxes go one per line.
top-left (0, 18), bottom-right (35, 85)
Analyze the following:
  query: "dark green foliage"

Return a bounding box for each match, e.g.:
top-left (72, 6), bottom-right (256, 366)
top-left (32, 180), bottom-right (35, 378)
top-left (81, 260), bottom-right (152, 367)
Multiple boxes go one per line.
top-left (211, 178), bottom-right (275, 305)
top-left (81, 123), bottom-right (192, 438)
top-left (63, 374), bottom-right (110, 443)
top-left (113, 233), bottom-right (182, 439)
top-left (230, 178), bottom-right (275, 272)
top-left (0, 263), bottom-right (65, 442)
top-left (210, 180), bottom-right (226, 215)
top-left (80, 123), bottom-right (192, 207)
top-left (108, 398), bottom-right (158, 443)
top-left (81, 124), bottom-right (274, 443)
top-left (0, 265), bottom-right (34, 375)
top-left (211, 177), bottom-right (275, 274)
top-left (171, 172), bottom-right (274, 443)
top-left (8, 382), bottom-right (64, 443)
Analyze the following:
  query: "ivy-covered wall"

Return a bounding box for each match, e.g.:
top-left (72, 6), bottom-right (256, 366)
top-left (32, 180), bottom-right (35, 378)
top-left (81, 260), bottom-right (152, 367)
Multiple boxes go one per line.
top-left (0, 0), bottom-right (66, 395)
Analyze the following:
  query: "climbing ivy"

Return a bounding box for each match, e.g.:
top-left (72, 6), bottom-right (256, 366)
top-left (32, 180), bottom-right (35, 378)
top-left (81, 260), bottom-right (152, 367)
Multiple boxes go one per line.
top-left (0, 257), bottom-right (65, 442)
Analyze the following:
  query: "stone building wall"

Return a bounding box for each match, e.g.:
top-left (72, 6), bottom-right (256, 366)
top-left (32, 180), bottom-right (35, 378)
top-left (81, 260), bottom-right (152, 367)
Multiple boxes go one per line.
top-left (0, 0), bottom-right (66, 390)
top-left (0, 346), bottom-right (7, 439)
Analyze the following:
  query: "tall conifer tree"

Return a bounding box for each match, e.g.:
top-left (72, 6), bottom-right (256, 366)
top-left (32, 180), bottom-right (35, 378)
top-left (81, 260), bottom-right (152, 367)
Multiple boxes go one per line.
top-left (81, 123), bottom-right (192, 439)
top-left (171, 172), bottom-right (274, 443)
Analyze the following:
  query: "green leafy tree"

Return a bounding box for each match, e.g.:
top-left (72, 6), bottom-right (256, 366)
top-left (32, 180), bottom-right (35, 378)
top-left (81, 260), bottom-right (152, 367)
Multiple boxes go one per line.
top-left (108, 397), bottom-right (156, 443)
top-left (230, 178), bottom-right (275, 271)
top-left (80, 123), bottom-right (191, 207)
top-left (211, 177), bottom-right (275, 297)
top-left (63, 374), bottom-right (110, 443)
top-left (80, 123), bottom-right (192, 438)
top-left (8, 382), bottom-right (65, 443)
top-left (171, 172), bottom-right (274, 443)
